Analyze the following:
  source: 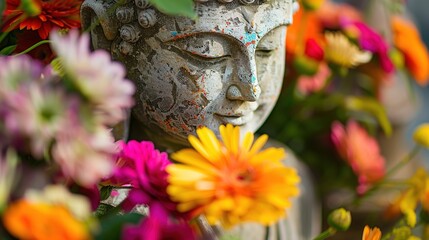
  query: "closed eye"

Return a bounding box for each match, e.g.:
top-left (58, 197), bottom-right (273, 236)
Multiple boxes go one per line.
top-left (169, 44), bottom-right (231, 64)
top-left (167, 35), bottom-right (231, 61)
top-left (255, 26), bottom-right (283, 57)
top-left (256, 48), bottom-right (276, 57)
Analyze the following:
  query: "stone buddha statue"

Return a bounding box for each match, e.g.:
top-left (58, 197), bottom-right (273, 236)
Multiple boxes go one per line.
top-left (81, 0), bottom-right (320, 239)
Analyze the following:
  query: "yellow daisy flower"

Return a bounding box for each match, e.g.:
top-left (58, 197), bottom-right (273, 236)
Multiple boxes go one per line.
top-left (166, 124), bottom-right (300, 228)
top-left (324, 32), bottom-right (372, 68)
top-left (413, 123), bottom-right (429, 148)
top-left (386, 168), bottom-right (429, 227)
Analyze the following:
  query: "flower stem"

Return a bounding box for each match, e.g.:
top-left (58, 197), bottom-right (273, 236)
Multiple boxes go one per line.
top-left (380, 232), bottom-right (392, 240)
top-left (353, 145), bottom-right (421, 205)
top-left (423, 224), bottom-right (429, 240)
top-left (312, 227), bottom-right (336, 240)
top-left (14, 40), bottom-right (51, 56)
top-left (196, 215), bottom-right (220, 240)
top-left (385, 145), bottom-right (421, 178)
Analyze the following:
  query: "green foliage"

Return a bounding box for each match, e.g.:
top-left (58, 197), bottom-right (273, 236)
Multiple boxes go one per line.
top-left (19, 0), bottom-right (41, 17)
top-left (345, 96), bottom-right (392, 136)
top-left (100, 186), bottom-right (114, 201)
top-left (95, 213), bottom-right (144, 240)
top-left (0, 0), bottom-right (5, 20)
top-left (0, 45), bottom-right (16, 55)
top-left (149, 0), bottom-right (196, 19)
top-left (258, 86), bottom-right (354, 194)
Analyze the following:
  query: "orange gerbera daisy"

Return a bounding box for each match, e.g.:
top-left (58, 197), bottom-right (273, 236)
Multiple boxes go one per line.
top-left (3, 200), bottom-right (89, 240)
top-left (362, 226), bottom-right (382, 240)
top-left (286, 8), bottom-right (324, 58)
top-left (392, 16), bottom-right (429, 85)
top-left (166, 124), bottom-right (300, 228)
top-left (3, 0), bottom-right (83, 39)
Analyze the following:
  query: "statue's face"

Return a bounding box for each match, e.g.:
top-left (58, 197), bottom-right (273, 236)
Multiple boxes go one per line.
top-left (109, 0), bottom-right (293, 147)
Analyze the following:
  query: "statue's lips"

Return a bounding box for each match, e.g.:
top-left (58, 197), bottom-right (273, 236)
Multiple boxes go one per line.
top-left (215, 112), bottom-right (255, 126)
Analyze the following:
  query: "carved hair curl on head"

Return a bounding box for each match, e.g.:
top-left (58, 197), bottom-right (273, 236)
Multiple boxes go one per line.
top-left (81, 0), bottom-right (296, 55)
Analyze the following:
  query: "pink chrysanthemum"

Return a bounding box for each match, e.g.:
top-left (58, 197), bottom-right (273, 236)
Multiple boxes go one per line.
top-left (0, 55), bottom-right (64, 157)
top-left (1, 84), bottom-right (67, 157)
top-left (52, 108), bottom-right (116, 187)
top-left (109, 140), bottom-right (177, 213)
top-left (0, 55), bottom-right (48, 97)
top-left (331, 121), bottom-right (386, 194)
top-left (50, 30), bottom-right (135, 126)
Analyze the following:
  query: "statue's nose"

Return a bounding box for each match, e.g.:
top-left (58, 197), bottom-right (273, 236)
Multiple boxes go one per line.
top-left (226, 83), bottom-right (261, 101)
top-left (226, 51), bottom-right (261, 101)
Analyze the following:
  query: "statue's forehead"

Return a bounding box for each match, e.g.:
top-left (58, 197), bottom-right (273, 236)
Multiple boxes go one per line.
top-left (156, 0), bottom-right (293, 43)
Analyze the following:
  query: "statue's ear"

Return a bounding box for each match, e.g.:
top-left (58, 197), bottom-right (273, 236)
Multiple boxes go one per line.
top-left (81, 0), bottom-right (118, 51)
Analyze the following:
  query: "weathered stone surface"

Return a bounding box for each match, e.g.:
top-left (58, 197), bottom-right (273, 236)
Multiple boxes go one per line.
top-left (82, 0), bottom-right (294, 149)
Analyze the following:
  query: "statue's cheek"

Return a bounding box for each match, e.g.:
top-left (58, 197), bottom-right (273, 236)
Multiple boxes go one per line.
top-left (140, 70), bottom-right (176, 113)
top-left (173, 69), bottom-right (225, 127)
top-left (138, 66), bottom-right (224, 134)
top-left (257, 50), bottom-right (285, 102)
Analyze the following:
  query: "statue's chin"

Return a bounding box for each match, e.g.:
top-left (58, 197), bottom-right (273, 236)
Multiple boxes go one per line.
top-left (129, 114), bottom-right (273, 151)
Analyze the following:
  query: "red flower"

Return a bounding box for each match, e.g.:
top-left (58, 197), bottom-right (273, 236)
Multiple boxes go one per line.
top-left (305, 38), bottom-right (324, 61)
top-left (3, 0), bottom-right (83, 39)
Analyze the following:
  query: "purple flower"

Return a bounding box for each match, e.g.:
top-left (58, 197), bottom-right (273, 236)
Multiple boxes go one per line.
top-left (342, 20), bottom-right (395, 73)
top-left (50, 30), bottom-right (135, 126)
top-left (122, 203), bottom-right (195, 240)
top-left (108, 140), bottom-right (177, 214)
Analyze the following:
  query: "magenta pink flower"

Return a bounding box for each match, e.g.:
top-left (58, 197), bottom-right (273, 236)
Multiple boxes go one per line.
top-left (342, 20), bottom-right (394, 74)
top-left (109, 140), bottom-right (177, 213)
top-left (331, 121), bottom-right (386, 194)
top-left (122, 203), bottom-right (195, 240)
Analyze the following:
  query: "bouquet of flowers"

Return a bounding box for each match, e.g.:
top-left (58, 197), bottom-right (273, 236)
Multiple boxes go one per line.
top-left (0, 1), bottom-right (300, 239)
top-left (262, 0), bottom-right (429, 195)
top-left (1, 0), bottom-right (429, 239)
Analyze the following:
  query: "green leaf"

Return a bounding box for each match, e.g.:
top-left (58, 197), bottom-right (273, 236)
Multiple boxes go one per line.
top-left (50, 58), bottom-right (65, 76)
top-left (20, 0), bottom-right (41, 17)
top-left (95, 213), bottom-right (144, 240)
top-left (0, 45), bottom-right (17, 55)
top-left (345, 96), bottom-right (392, 136)
top-left (149, 0), bottom-right (196, 19)
top-left (94, 203), bottom-right (115, 218)
top-left (0, 0), bottom-right (5, 19)
top-left (99, 186), bottom-right (113, 201)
